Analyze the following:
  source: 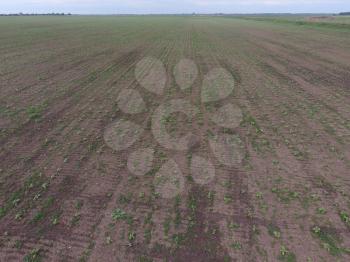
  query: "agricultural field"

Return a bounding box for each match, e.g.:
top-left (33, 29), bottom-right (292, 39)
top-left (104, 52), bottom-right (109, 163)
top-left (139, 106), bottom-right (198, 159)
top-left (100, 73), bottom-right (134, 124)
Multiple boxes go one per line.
top-left (0, 15), bottom-right (350, 261)
top-left (236, 14), bottom-right (350, 27)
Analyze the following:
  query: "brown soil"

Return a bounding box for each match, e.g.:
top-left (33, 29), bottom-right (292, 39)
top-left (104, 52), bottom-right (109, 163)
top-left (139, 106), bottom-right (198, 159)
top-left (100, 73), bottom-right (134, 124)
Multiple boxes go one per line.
top-left (1, 16), bottom-right (350, 262)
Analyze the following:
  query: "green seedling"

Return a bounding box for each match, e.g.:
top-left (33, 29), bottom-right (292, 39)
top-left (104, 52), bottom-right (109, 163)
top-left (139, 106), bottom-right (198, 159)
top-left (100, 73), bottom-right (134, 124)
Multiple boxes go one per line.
top-left (224, 195), bottom-right (232, 204)
top-left (340, 211), bottom-right (349, 225)
top-left (268, 224), bottom-right (281, 239)
top-left (256, 192), bottom-right (263, 199)
top-left (112, 208), bottom-right (133, 225)
top-left (228, 222), bottom-right (240, 230)
top-left (128, 231), bottom-right (136, 242)
top-left (231, 241), bottom-right (242, 250)
top-left (278, 245), bottom-right (296, 262)
top-left (112, 208), bottom-right (128, 220)
top-left (317, 207), bottom-right (326, 215)
top-left (24, 248), bottom-right (42, 262)
top-left (27, 106), bottom-right (43, 120)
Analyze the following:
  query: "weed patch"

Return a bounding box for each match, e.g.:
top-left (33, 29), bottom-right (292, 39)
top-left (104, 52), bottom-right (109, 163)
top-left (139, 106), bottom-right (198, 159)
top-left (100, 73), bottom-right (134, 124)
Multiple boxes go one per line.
top-left (24, 248), bottom-right (42, 262)
top-left (311, 226), bottom-right (348, 256)
top-left (26, 103), bottom-right (47, 120)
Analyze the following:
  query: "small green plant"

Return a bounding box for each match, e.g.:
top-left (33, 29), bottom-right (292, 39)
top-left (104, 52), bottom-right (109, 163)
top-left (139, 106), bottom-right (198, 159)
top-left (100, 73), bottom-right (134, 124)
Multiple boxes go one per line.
top-left (52, 213), bottom-right (60, 225)
top-left (223, 256), bottom-right (231, 262)
top-left (256, 192), bottom-right (263, 199)
top-left (0, 105), bottom-right (18, 117)
top-left (231, 241), bottom-right (242, 250)
top-left (75, 200), bottom-right (83, 210)
top-left (27, 106), bottom-right (44, 120)
top-left (280, 245), bottom-right (288, 256)
top-left (119, 193), bottom-right (132, 205)
top-left (0, 207), bottom-right (5, 217)
top-left (243, 114), bottom-right (263, 134)
top-left (340, 211), bottom-right (349, 225)
top-left (24, 248), bottom-right (42, 262)
top-left (43, 196), bottom-right (54, 208)
top-left (188, 196), bottom-right (197, 212)
top-left (138, 256), bottom-right (153, 262)
top-left (271, 187), bottom-right (299, 203)
top-left (139, 192), bottom-right (145, 198)
top-left (71, 213), bottom-right (81, 226)
top-left (163, 218), bottom-right (171, 236)
top-left (112, 208), bottom-right (128, 220)
top-left (128, 231), bottom-right (136, 242)
top-left (144, 227), bottom-right (152, 244)
top-left (106, 236), bottom-right (112, 245)
top-left (15, 211), bottom-right (23, 220)
top-left (278, 245), bottom-right (296, 262)
top-left (32, 211), bottom-right (44, 223)
top-left (224, 195), bottom-right (232, 204)
top-left (144, 212), bottom-right (153, 225)
top-left (268, 224), bottom-right (281, 239)
top-left (174, 208), bottom-right (181, 228)
top-left (273, 230), bottom-right (281, 239)
top-left (317, 207), bottom-right (326, 215)
top-left (252, 225), bottom-right (260, 235)
top-left (14, 240), bottom-right (23, 249)
top-left (228, 222), bottom-right (240, 230)
top-left (310, 194), bottom-right (319, 200)
top-left (207, 191), bottom-right (215, 205)
top-left (172, 234), bottom-right (185, 248)
top-left (111, 208), bottom-right (133, 225)
top-left (312, 226), bottom-right (321, 234)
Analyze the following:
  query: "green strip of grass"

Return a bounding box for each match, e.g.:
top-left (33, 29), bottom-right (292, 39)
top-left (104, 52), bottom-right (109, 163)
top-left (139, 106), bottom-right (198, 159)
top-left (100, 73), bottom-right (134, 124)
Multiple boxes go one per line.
top-left (223, 16), bottom-right (350, 31)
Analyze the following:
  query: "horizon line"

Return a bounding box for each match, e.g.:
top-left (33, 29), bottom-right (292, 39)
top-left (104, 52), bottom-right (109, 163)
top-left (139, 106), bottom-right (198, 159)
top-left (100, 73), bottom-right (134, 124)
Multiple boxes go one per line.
top-left (1, 12), bottom-right (348, 15)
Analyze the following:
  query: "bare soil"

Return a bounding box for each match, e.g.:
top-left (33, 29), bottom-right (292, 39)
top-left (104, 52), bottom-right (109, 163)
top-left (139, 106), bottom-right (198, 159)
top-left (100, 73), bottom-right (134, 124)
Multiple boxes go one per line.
top-left (0, 16), bottom-right (350, 261)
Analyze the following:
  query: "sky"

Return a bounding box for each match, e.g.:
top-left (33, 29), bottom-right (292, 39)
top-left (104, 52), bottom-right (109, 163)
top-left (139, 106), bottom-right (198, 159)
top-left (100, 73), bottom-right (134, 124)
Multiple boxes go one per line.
top-left (1, 0), bottom-right (349, 14)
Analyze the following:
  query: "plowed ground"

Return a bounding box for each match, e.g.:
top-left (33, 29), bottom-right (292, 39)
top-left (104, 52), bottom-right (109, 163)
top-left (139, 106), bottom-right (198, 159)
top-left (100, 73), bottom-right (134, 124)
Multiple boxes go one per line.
top-left (1, 16), bottom-right (350, 261)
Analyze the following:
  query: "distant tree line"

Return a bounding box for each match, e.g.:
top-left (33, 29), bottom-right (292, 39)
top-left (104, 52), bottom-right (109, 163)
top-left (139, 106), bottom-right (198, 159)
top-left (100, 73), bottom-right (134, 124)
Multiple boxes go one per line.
top-left (0, 13), bottom-right (71, 16)
top-left (339, 12), bottom-right (350, 16)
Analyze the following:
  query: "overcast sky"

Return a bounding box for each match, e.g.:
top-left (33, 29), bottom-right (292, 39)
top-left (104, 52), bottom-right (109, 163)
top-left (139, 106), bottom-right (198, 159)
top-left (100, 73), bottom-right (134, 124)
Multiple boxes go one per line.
top-left (1, 0), bottom-right (349, 14)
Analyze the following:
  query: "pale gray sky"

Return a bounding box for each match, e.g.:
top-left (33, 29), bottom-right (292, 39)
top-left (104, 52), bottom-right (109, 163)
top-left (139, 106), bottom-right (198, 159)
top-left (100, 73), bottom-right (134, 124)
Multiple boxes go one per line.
top-left (1, 0), bottom-right (349, 14)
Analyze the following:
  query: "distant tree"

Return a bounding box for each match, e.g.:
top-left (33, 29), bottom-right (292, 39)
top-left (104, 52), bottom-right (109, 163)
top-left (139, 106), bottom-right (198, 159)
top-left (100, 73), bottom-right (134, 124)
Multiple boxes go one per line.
top-left (0, 12), bottom-right (72, 16)
top-left (339, 12), bottom-right (350, 16)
